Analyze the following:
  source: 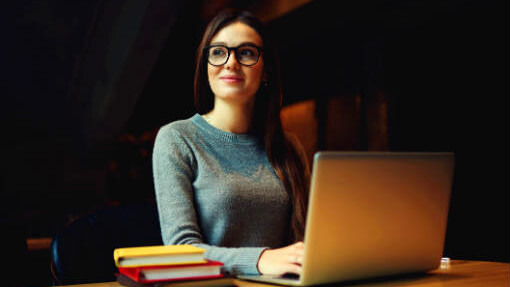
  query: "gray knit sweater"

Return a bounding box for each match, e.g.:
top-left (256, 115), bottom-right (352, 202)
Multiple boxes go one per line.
top-left (153, 114), bottom-right (291, 275)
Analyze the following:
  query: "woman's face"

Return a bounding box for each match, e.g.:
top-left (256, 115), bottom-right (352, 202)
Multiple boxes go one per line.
top-left (207, 21), bottom-right (264, 105)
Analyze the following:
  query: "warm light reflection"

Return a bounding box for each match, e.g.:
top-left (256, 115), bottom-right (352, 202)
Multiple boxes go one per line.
top-left (253, 0), bottom-right (316, 22)
top-left (281, 99), bottom-right (318, 167)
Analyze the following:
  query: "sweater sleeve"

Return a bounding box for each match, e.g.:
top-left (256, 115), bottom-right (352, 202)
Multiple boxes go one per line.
top-left (152, 125), bottom-right (267, 275)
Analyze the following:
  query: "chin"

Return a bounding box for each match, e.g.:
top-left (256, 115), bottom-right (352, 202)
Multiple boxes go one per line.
top-left (217, 91), bottom-right (257, 103)
top-left (215, 86), bottom-right (256, 97)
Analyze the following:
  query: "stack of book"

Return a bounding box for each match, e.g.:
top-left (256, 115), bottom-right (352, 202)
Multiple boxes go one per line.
top-left (114, 245), bottom-right (231, 286)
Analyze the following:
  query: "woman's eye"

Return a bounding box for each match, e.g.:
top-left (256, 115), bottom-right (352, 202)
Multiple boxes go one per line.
top-left (211, 48), bottom-right (226, 56)
top-left (239, 49), bottom-right (255, 57)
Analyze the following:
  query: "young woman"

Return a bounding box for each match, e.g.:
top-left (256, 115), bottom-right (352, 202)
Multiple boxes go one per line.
top-left (153, 9), bottom-right (309, 276)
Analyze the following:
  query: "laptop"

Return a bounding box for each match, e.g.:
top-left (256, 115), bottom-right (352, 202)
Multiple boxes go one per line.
top-left (238, 151), bottom-right (454, 286)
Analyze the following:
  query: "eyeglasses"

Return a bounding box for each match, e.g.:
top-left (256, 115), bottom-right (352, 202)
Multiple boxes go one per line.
top-left (204, 44), bottom-right (263, 66)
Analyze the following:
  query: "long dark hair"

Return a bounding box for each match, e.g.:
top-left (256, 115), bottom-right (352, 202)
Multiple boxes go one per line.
top-left (193, 9), bottom-right (309, 241)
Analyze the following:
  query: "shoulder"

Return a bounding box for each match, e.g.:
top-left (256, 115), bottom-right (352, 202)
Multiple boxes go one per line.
top-left (154, 116), bottom-right (198, 153)
top-left (156, 117), bottom-right (196, 142)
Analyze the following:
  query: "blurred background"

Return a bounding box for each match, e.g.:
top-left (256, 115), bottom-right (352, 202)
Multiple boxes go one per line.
top-left (0, 0), bottom-right (507, 286)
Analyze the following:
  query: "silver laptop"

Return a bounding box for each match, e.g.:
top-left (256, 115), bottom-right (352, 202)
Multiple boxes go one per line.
top-left (238, 151), bottom-right (454, 286)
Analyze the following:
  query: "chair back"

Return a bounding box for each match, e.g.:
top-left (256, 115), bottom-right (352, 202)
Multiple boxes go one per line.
top-left (50, 202), bottom-right (162, 285)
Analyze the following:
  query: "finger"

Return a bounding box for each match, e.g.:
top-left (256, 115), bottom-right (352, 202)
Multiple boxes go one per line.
top-left (296, 254), bottom-right (303, 265)
top-left (295, 249), bottom-right (305, 257)
top-left (292, 241), bottom-right (305, 251)
top-left (277, 263), bottom-right (302, 276)
top-left (293, 241), bottom-right (304, 247)
top-left (294, 253), bottom-right (304, 265)
top-left (287, 254), bottom-right (304, 265)
top-left (286, 263), bottom-right (302, 275)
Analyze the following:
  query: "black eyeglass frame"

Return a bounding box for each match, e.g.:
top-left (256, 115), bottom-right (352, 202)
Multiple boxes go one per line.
top-left (204, 44), bottom-right (263, 67)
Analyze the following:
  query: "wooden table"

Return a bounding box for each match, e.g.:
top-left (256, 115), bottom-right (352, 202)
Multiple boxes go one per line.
top-left (61, 260), bottom-right (509, 287)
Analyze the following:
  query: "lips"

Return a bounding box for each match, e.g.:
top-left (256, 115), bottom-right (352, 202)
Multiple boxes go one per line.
top-left (219, 75), bottom-right (244, 83)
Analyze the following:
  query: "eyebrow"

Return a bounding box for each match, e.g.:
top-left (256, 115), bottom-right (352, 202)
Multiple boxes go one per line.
top-left (210, 41), bottom-right (261, 47)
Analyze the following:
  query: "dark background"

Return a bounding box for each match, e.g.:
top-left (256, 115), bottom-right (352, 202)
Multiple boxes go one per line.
top-left (0, 0), bottom-right (507, 286)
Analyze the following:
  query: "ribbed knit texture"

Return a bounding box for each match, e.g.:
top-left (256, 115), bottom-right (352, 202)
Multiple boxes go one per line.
top-left (153, 114), bottom-right (291, 275)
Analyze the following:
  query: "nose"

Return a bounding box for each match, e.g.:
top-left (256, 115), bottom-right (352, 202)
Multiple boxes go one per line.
top-left (224, 50), bottom-right (240, 70)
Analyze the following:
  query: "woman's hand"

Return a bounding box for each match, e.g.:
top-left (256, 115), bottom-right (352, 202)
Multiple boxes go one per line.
top-left (257, 241), bottom-right (304, 275)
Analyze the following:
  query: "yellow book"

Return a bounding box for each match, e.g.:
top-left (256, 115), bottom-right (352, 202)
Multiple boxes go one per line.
top-left (114, 245), bottom-right (206, 267)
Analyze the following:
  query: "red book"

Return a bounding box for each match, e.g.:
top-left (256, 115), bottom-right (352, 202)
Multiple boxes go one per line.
top-left (118, 260), bottom-right (224, 284)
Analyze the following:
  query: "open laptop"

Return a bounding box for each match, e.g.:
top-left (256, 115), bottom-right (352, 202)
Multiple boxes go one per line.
top-left (238, 151), bottom-right (454, 286)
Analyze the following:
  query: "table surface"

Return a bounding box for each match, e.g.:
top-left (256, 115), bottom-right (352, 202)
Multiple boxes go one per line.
top-left (62, 260), bottom-right (509, 287)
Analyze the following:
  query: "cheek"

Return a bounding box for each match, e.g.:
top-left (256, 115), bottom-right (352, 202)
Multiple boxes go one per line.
top-left (207, 66), bottom-right (219, 86)
top-left (207, 66), bottom-right (216, 80)
top-left (247, 64), bottom-right (264, 85)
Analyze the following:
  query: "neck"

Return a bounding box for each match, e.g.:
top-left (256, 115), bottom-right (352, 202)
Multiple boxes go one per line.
top-left (204, 98), bottom-right (254, 134)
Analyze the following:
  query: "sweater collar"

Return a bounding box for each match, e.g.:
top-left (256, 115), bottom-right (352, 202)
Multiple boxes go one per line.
top-left (191, 114), bottom-right (261, 145)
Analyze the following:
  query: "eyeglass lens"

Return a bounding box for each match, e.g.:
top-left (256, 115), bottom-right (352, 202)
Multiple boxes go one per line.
top-left (208, 45), bottom-right (260, 66)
